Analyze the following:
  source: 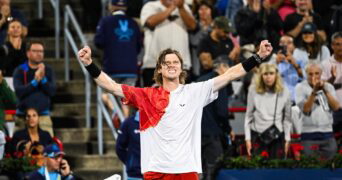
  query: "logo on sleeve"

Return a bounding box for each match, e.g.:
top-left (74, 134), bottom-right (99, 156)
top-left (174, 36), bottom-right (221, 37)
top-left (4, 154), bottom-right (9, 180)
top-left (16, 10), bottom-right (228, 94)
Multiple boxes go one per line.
top-left (179, 104), bottom-right (185, 107)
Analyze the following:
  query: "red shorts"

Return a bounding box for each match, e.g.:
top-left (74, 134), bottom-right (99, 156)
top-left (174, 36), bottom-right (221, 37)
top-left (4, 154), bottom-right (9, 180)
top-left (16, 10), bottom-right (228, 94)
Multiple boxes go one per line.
top-left (143, 172), bottom-right (199, 180)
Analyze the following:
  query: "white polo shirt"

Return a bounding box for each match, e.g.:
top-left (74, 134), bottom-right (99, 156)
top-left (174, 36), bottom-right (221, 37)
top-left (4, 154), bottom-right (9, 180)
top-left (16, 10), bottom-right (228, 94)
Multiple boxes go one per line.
top-left (140, 1), bottom-right (192, 70)
top-left (122, 80), bottom-right (218, 173)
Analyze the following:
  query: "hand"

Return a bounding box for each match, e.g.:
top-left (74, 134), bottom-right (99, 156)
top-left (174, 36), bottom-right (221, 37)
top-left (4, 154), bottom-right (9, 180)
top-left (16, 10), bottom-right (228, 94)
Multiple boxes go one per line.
top-left (246, 140), bottom-right (252, 157)
top-left (312, 78), bottom-right (324, 92)
top-left (174, 0), bottom-right (184, 9)
top-left (331, 65), bottom-right (337, 79)
top-left (78, 46), bottom-right (92, 66)
top-left (286, 53), bottom-right (296, 65)
top-left (1, 5), bottom-right (10, 18)
top-left (229, 45), bottom-right (241, 62)
top-left (276, 52), bottom-right (286, 64)
top-left (252, 0), bottom-right (261, 13)
top-left (230, 131), bottom-right (236, 142)
top-left (257, 40), bottom-right (273, 59)
top-left (60, 159), bottom-right (71, 176)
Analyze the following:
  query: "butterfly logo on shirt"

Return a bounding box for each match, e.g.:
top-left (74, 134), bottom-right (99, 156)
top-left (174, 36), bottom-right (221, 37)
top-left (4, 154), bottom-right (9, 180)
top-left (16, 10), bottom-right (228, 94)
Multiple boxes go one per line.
top-left (179, 104), bottom-right (185, 107)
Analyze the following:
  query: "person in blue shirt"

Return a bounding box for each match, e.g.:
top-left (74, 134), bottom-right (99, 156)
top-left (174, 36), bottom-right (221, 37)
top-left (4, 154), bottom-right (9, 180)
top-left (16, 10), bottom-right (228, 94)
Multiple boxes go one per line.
top-left (27, 144), bottom-right (74, 180)
top-left (116, 111), bottom-right (142, 180)
top-left (94, 0), bottom-right (142, 118)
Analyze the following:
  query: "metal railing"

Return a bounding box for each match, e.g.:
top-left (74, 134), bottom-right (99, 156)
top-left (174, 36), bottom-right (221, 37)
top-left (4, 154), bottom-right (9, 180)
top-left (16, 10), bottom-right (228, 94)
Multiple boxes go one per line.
top-left (96, 87), bottom-right (125, 155)
top-left (63, 5), bottom-right (91, 128)
top-left (37, 0), bottom-right (60, 59)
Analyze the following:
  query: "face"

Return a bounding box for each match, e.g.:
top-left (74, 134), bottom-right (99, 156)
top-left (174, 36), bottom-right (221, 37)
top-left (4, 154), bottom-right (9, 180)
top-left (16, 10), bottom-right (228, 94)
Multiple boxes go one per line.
top-left (279, 36), bottom-right (295, 52)
top-left (0, 0), bottom-right (10, 6)
top-left (296, 0), bottom-right (309, 11)
top-left (8, 21), bottom-right (22, 37)
top-left (198, 5), bottom-right (212, 20)
top-left (26, 109), bottom-right (39, 128)
top-left (27, 44), bottom-right (44, 65)
top-left (158, 54), bottom-right (182, 83)
top-left (302, 33), bottom-right (315, 44)
top-left (332, 37), bottom-right (342, 57)
top-left (262, 70), bottom-right (276, 88)
top-left (307, 65), bottom-right (322, 85)
top-left (46, 155), bottom-right (63, 171)
top-left (214, 28), bottom-right (228, 40)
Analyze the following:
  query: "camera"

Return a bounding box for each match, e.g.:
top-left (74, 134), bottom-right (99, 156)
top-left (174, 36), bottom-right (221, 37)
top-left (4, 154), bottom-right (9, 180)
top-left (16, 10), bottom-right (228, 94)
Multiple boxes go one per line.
top-left (279, 45), bottom-right (287, 55)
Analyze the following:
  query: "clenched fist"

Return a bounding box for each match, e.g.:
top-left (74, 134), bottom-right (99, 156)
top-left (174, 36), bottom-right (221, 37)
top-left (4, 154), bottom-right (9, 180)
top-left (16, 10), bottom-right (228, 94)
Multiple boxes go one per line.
top-left (78, 46), bottom-right (92, 66)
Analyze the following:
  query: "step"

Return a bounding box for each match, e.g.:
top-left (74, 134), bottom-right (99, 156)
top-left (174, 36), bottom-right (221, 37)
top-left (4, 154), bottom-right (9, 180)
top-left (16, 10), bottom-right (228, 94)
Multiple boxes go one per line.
top-left (67, 154), bottom-right (122, 171)
top-left (73, 169), bottom-right (122, 180)
top-left (53, 92), bottom-right (97, 103)
top-left (63, 141), bottom-right (116, 155)
top-left (51, 103), bottom-right (97, 116)
top-left (56, 80), bottom-right (88, 93)
top-left (55, 128), bottom-right (115, 143)
top-left (52, 115), bottom-right (89, 128)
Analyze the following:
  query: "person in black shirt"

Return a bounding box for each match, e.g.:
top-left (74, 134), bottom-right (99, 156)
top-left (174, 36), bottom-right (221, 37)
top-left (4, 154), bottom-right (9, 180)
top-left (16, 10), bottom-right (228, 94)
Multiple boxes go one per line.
top-left (283, 0), bottom-right (326, 42)
top-left (197, 16), bottom-right (240, 75)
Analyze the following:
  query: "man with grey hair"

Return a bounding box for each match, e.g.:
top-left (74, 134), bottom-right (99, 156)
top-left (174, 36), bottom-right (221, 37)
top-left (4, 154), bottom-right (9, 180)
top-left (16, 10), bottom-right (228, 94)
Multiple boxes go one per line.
top-left (321, 32), bottom-right (342, 131)
top-left (295, 63), bottom-right (340, 159)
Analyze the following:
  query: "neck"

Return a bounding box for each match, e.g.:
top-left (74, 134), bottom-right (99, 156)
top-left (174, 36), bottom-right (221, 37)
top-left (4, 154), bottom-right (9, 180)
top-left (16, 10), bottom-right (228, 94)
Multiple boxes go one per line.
top-left (210, 31), bottom-right (219, 42)
top-left (334, 54), bottom-right (342, 62)
top-left (297, 8), bottom-right (308, 15)
top-left (46, 165), bottom-right (54, 172)
top-left (200, 17), bottom-right (212, 27)
top-left (9, 37), bottom-right (21, 49)
top-left (28, 61), bottom-right (39, 69)
top-left (28, 126), bottom-right (38, 134)
top-left (162, 80), bottom-right (180, 92)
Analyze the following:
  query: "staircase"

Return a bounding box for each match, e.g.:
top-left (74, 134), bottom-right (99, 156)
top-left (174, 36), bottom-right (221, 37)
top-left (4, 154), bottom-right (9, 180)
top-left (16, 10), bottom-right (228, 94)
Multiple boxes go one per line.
top-left (11, 1), bottom-right (123, 179)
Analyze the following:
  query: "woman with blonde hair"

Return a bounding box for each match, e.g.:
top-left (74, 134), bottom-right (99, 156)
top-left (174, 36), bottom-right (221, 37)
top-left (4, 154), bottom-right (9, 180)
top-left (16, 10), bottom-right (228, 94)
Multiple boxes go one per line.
top-left (244, 63), bottom-right (292, 158)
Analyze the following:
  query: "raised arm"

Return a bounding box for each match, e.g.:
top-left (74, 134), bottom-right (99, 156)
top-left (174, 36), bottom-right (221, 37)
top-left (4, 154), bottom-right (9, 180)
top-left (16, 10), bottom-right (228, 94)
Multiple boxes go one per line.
top-left (78, 46), bottom-right (125, 98)
top-left (213, 40), bottom-right (273, 92)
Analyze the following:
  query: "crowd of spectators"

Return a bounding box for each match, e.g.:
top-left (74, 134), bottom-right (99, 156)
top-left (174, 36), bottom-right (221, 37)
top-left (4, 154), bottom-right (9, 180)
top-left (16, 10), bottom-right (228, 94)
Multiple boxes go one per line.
top-left (0, 0), bottom-right (342, 179)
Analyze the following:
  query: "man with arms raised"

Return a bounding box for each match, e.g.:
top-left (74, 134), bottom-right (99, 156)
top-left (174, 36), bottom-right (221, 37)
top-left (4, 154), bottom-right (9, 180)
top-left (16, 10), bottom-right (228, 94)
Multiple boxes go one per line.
top-left (78, 40), bottom-right (272, 179)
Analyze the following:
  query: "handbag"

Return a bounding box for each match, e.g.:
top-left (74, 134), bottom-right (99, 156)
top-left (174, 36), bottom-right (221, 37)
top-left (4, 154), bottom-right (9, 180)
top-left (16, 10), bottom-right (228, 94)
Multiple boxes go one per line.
top-left (257, 94), bottom-right (282, 145)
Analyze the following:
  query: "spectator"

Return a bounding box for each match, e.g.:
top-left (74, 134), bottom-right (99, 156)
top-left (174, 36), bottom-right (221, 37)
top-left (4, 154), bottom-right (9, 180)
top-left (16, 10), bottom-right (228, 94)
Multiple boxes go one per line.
top-left (0, 0), bottom-right (28, 45)
top-left (10, 108), bottom-right (52, 154)
top-left (224, 0), bottom-right (244, 28)
top-left (116, 111), bottom-right (142, 180)
top-left (283, 0), bottom-right (326, 42)
top-left (0, 20), bottom-right (26, 88)
top-left (235, 0), bottom-right (283, 52)
top-left (94, 0), bottom-right (142, 117)
top-left (189, 1), bottom-right (215, 77)
top-left (269, 0), bottom-right (296, 21)
top-left (140, 0), bottom-right (196, 86)
top-left (269, 35), bottom-right (304, 102)
top-left (197, 60), bottom-right (234, 180)
top-left (198, 16), bottom-right (240, 75)
top-left (13, 41), bottom-right (56, 136)
top-left (295, 63), bottom-right (340, 160)
top-left (293, 22), bottom-right (330, 66)
top-left (245, 63), bottom-right (292, 159)
top-left (27, 144), bottom-right (74, 180)
top-left (0, 70), bottom-right (15, 132)
top-left (321, 32), bottom-right (342, 132)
